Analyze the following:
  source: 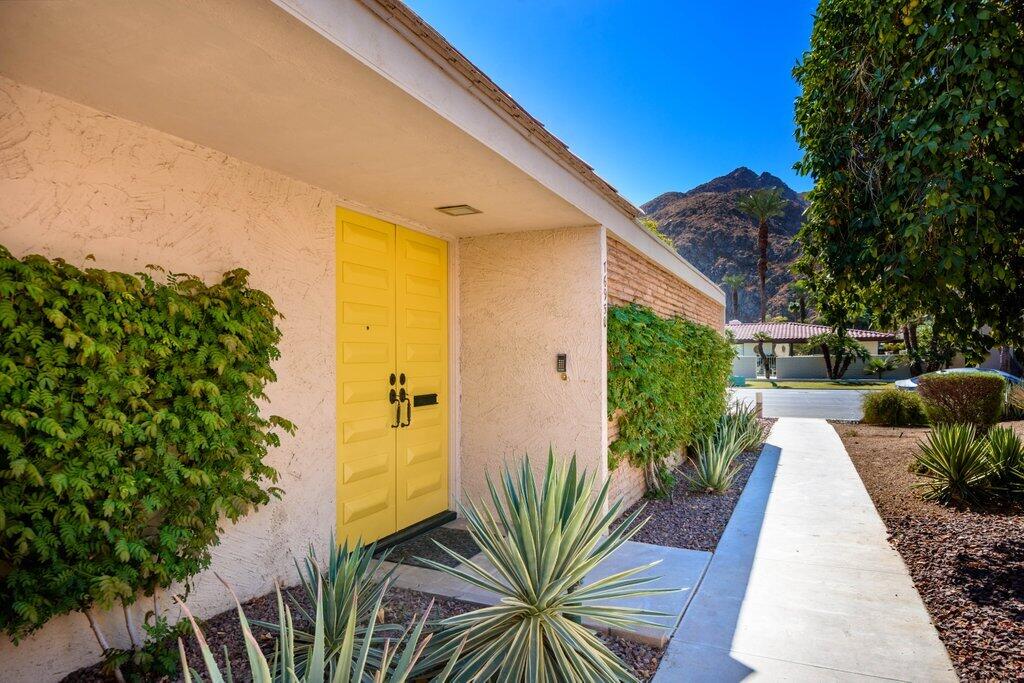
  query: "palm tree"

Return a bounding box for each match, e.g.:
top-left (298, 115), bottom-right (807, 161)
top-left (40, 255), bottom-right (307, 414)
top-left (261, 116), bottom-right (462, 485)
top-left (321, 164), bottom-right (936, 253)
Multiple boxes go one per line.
top-left (722, 274), bottom-right (745, 320)
top-left (789, 280), bottom-right (809, 322)
top-left (737, 188), bottom-right (787, 322)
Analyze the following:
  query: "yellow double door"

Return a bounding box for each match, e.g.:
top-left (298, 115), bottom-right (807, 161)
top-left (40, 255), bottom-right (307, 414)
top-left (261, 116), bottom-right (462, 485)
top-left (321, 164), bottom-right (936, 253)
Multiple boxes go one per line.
top-left (336, 207), bottom-right (448, 544)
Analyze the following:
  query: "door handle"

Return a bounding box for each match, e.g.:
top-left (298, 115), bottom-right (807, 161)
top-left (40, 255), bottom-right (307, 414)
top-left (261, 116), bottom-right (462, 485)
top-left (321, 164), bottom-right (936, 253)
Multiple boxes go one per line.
top-left (398, 387), bottom-right (411, 427)
top-left (389, 374), bottom-right (400, 428)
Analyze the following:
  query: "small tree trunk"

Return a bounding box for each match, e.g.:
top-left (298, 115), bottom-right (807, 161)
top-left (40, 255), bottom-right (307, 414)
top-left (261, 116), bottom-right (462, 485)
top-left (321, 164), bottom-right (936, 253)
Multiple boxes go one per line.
top-left (820, 343), bottom-right (834, 379)
top-left (85, 610), bottom-right (126, 683)
top-left (799, 297), bottom-right (806, 323)
top-left (758, 221), bottom-right (768, 322)
top-left (732, 290), bottom-right (739, 319)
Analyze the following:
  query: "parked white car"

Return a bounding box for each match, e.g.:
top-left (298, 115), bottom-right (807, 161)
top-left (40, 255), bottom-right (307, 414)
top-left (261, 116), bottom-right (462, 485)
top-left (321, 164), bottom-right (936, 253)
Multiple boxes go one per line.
top-left (895, 367), bottom-right (1022, 390)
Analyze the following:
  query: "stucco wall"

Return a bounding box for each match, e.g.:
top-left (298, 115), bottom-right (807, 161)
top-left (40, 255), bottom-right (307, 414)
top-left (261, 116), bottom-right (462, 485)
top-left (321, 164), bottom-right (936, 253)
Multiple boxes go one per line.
top-left (0, 76), bottom-right (338, 681)
top-left (775, 355), bottom-right (911, 380)
top-left (458, 227), bottom-right (606, 504)
top-left (732, 356), bottom-right (758, 379)
top-left (605, 233), bottom-right (726, 508)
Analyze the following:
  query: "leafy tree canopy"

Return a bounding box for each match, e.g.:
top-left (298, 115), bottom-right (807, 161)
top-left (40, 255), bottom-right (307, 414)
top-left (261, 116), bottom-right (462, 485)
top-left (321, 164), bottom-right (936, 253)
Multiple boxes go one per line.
top-left (793, 0), bottom-right (1024, 357)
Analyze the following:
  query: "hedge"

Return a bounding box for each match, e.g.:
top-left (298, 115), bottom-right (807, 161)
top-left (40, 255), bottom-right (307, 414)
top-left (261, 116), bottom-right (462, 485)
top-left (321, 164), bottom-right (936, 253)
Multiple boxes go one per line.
top-left (862, 387), bottom-right (928, 427)
top-left (0, 246), bottom-right (293, 640)
top-left (607, 303), bottom-right (733, 497)
top-left (917, 372), bottom-right (1006, 430)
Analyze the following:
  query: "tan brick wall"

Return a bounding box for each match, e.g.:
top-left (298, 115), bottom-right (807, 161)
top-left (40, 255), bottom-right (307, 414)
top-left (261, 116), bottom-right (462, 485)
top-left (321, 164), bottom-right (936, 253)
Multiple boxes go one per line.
top-left (606, 234), bottom-right (725, 509)
top-left (606, 234), bottom-right (724, 329)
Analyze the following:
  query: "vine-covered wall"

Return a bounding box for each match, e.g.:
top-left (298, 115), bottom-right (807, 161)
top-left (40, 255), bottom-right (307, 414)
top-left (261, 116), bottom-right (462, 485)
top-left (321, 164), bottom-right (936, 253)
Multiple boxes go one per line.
top-left (607, 304), bottom-right (733, 499)
top-left (0, 76), bottom-right (335, 681)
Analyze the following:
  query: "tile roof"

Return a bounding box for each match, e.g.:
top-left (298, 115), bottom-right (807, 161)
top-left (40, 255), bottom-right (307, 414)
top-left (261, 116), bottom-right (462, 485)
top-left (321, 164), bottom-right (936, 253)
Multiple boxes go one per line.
top-left (726, 322), bottom-right (899, 343)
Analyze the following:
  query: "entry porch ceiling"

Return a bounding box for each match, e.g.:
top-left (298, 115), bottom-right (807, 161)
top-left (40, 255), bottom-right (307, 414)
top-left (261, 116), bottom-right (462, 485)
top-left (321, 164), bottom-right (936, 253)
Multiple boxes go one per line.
top-left (0, 0), bottom-right (597, 237)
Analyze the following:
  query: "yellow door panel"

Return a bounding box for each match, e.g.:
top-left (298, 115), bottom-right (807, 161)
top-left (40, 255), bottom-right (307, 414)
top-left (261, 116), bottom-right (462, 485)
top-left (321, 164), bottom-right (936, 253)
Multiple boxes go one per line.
top-left (337, 210), bottom-right (448, 543)
top-left (336, 207), bottom-right (397, 545)
top-left (395, 226), bottom-right (449, 530)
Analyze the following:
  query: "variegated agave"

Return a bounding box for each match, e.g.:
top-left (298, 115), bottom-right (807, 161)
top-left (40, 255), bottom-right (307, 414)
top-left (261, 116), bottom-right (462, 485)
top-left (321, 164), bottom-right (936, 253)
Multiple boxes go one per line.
top-left (253, 534), bottom-right (398, 677)
top-left (176, 575), bottom-right (460, 683)
top-left (414, 452), bottom-right (674, 682)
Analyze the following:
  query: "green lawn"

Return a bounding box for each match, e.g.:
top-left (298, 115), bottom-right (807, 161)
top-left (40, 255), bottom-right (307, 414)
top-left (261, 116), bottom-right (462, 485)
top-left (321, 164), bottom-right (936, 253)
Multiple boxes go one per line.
top-left (739, 379), bottom-right (890, 390)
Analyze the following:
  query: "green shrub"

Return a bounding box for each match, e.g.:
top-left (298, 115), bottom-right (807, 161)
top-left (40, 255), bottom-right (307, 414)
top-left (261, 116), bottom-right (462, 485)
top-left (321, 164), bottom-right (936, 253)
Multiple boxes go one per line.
top-left (1004, 385), bottom-right (1024, 421)
top-left (862, 388), bottom-right (928, 427)
top-left (0, 246), bottom-right (294, 640)
top-left (913, 424), bottom-right (992, 505)
top-left (415, 453), bottom-right (674, 682)
top-left (918, 373), bottom-right (1006, 429)
top-left (986, 426), bottom-right (1024, 494)
top-left (607, 304), bottom-right (733, 496)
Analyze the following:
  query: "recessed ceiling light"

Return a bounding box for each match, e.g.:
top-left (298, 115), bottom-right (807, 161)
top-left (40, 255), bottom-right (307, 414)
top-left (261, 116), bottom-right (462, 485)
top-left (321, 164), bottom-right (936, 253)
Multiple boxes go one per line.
top-left (435, 204), bottom-right (481, 216)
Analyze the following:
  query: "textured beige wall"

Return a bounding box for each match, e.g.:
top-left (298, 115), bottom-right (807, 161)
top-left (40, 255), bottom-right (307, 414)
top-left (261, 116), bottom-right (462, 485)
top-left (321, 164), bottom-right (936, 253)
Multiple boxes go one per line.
top-left (458, 227), bottom-right (607, 505)
top-left (0, 77), bottom-right (338, 681)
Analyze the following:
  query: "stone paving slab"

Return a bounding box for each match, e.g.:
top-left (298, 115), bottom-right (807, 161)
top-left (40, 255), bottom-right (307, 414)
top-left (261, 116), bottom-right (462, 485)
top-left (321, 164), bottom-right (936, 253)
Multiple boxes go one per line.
top-left (380, 539), bottom-right (711, 646)
top-left (654, 418), bottom-right (956, 682)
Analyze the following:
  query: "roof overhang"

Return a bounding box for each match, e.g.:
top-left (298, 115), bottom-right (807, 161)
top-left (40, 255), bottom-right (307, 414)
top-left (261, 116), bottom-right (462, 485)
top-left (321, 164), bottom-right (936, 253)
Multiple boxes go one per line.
top-left (0, 0), bottom-right (723, 302)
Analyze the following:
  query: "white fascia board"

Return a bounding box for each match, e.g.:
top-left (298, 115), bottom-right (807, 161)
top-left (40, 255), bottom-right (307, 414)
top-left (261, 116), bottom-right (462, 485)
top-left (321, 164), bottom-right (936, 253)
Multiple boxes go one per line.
top-left (273, 0), bottom-right (723, 304)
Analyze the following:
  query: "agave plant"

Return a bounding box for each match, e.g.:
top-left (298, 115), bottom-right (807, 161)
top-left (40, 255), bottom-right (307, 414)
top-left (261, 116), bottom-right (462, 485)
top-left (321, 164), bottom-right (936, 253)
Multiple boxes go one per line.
top-left (986, 426), bottom-right (1024, 493)
top-left (253, 534), bottom-right (398, 677)
top-left (720, 405), bottom-right (766, 453)
top-left (413, 452), bottom-right (674, 682)
top-left (686, 429), bottom-right (743, 494)
top-left (176, 575), bottom-right (459, 683)
top-left (913, 423), bottom-right (993, 505)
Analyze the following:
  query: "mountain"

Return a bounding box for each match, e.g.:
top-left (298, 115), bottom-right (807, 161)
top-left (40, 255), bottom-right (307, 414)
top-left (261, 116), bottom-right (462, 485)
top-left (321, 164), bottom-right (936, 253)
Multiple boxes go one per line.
top-left (642, 167), bottom-right (808, 322)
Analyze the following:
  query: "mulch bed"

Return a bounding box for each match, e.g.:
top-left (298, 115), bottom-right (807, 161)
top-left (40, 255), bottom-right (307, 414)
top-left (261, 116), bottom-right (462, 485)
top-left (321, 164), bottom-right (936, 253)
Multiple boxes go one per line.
top-left (835, 421), bottom-right (1024, 681)
top-left (66, 582), bottom-right (664, 682)
top-left (375, 525), bottom-right (479, 569)
top-left (610, 418), bottom-right (775, 552)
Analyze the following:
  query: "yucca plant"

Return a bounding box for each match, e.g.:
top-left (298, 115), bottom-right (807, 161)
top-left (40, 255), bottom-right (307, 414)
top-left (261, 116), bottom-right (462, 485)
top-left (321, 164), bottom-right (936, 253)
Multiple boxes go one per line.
top-left (176, 575), bottom-right (459, 683)
top-left (253, 534), bottom-right (398, 677)
top-left (413, 452), bottom-right (674, 682)
top-left (686, 430), bottom-right (743, 494)
top-left (913, 423), bottom-right (993, 505)
top-left (986, 426), bottom-right (1024, 494)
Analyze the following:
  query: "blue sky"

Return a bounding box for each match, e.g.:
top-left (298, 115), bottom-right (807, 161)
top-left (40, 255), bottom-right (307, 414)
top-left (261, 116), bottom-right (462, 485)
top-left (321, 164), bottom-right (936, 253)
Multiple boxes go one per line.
top-left (405, 0), bottom-right (819, 206)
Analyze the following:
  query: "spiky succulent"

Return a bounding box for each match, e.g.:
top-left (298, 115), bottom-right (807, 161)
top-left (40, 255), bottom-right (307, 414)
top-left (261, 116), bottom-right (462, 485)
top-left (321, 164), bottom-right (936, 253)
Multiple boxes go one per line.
top-left (414, 452), bottom-right (674, 682)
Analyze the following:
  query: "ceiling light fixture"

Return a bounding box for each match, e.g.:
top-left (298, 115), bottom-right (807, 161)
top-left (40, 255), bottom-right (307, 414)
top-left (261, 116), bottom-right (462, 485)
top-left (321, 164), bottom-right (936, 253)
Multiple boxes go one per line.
top-left (435, 204), bottom-right (481, 216)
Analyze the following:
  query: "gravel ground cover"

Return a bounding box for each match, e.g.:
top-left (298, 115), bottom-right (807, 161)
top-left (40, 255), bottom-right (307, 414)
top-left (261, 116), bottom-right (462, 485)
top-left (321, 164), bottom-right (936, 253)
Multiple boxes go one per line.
top-left (835, 421), bottom-right (1024, 681)
top-left (66, 582), bottom-right (664, 681)
top-left (610, 418), bottom-right (774, 552)
top-left (375, 525), bottom-right (479, 569)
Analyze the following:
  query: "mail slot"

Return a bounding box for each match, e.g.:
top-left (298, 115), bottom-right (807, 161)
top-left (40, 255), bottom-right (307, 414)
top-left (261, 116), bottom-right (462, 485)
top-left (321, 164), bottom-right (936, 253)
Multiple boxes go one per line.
top-left (413, 393), bottom-right (438, 407)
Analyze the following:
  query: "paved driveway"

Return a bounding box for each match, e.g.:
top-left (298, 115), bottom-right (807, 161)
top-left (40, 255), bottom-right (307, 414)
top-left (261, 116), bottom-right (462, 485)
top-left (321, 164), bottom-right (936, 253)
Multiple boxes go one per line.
top-left (731, 388), bottom-right (871, 420)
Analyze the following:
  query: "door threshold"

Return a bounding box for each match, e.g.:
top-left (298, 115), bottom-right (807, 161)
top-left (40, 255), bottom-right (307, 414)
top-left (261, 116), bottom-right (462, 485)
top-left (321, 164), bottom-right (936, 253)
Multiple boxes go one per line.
top-left (374, 510), bottom-right (456, 552)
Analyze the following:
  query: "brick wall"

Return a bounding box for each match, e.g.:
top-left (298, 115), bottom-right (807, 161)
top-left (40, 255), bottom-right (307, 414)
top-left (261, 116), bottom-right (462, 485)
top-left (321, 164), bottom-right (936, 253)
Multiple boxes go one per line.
top-left (606, 234), bottom-right (725, 509)
top-left (606, 234), bottom-right (724, 329)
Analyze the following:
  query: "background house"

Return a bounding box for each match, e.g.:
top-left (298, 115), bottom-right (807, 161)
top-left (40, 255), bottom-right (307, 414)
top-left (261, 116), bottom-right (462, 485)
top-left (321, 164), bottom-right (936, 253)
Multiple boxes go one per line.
top-left (0, 0), bottom-right (723, 679)
top-left (727, 321), bottom-right (905, 379)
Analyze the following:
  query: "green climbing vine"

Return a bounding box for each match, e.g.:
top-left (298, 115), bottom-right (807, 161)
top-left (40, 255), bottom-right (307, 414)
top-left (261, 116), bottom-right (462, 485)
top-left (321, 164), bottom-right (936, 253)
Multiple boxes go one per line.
top-left (0, 245), bottom-right (294, 640)
top-left (607, 303), bottom-right (733, 497)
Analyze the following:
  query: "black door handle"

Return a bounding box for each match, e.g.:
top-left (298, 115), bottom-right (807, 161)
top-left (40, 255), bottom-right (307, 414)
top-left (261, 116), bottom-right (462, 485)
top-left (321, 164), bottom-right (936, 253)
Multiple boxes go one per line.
top-left (389, 386), bottom-right (400, 428)
top-left (398, 387), bottom-right (411, 427)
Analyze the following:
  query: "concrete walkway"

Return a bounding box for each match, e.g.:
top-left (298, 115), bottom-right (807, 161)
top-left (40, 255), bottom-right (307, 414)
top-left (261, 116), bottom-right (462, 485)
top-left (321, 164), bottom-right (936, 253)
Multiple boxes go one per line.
top-left (655, 418), bottom-right (956, 682)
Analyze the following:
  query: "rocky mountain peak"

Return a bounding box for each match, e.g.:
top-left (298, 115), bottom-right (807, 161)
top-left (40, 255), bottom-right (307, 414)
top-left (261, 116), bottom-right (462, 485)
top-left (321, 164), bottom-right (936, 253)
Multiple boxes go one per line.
top-left (641, 168), bottom-right (807, 322)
